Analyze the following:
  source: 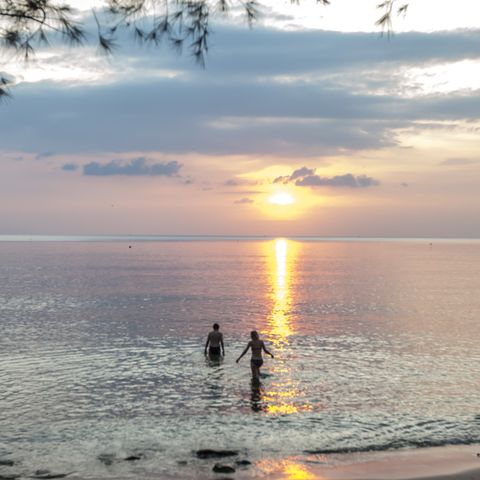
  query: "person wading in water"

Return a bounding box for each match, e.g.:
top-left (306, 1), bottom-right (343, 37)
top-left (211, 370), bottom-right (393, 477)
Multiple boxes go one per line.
top-left (236, 330), bottom-right (274, 382)
top-left (204, 323), bottom-right (225, 359)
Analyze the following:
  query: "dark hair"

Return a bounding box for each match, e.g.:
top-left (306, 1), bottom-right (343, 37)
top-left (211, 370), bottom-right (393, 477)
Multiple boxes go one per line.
top-left (213, 323), bottom-right (219, 330)
top-left (250, 330), bottom-right (259, 340)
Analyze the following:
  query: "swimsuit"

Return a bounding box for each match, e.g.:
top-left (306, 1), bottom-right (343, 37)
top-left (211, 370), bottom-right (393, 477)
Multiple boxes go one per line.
top-left (251, 357), bottom-right (263, 368)
top-left (209, 346), bottom-right (221, 356)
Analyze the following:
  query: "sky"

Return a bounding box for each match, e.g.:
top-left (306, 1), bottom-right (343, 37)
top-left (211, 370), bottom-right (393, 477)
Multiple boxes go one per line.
top-left (1, 0), bottom-right (479, 237)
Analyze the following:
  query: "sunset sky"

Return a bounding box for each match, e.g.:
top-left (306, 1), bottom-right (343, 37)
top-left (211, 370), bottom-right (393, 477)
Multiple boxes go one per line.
top-left (1, 0), bottom-right (479, 237)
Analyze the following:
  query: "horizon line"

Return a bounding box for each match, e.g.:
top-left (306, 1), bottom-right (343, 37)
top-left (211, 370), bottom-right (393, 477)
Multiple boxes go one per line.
top-left (1, 234), bottom-right (480, 242)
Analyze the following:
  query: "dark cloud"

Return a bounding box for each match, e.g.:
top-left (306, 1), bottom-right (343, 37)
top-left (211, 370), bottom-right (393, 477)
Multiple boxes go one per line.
top-left (273, 175), bottom-right (288, 184)
top-left (296, 173), bottom-right (379, 188)
top-left (290, 166), bottom-right (315, 180)
top-left (205, 27), bottom-right (480, 78)
top-left (274, 166), bottom-right (316, 184)
top-left (234, 197), bottom-right (254, 204)
top-left (1, 28), bottom-right (480, 158)
top-left (401, 182), bottom-right (409, 187)
top-left (62, 163), bottom-right (78, 171)
top-left (83, 157), bottom-right (182, 176)
top-left (273, 167), bottom-right (379, 188)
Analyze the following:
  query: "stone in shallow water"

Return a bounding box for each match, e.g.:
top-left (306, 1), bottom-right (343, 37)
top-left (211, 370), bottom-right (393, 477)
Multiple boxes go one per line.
top-left (196, 449), bottom-right (238, 459)
top-left (31, 472), bottom-right (71, 479)
top-left (0, 461), bottom-right (14, 467)
top-left (235, 459), bottom-right (251, 466)
top-left (123, 455), bottom-right (143, 462)
top-left (212, 464), bottom-right (236, 473)
top-left (0, 475), bottom-right (20, 480)
top-left (98, 454), bottom-right (116, 466)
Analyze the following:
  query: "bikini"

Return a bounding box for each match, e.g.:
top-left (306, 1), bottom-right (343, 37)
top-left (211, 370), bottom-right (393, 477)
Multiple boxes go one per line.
top-left (251, 357), bottom-right (263, 367)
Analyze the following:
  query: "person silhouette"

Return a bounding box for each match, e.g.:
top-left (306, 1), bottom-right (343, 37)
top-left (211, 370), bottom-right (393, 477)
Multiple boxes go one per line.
top-left (236, 330), bottom-right (274, 382)
top-left (204, 323), bottom-right (224, 359)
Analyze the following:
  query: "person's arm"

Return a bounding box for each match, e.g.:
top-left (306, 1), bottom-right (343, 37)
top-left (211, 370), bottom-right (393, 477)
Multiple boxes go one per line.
top-left (236, 342), bottom-right (251, 363)
top-left (262, 341), bottom-right (274, 358)
top-left (204, 333), bottom-right (210, 355)
top-left (220, 333), bottom-right (225, 356)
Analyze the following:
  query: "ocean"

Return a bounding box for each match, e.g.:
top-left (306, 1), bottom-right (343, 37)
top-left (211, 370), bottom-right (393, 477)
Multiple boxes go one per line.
top-left (1, 237), bottom-right (479, 479)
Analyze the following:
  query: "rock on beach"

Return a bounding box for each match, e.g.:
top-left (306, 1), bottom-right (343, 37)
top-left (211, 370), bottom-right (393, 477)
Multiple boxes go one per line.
top-left (212, 464), bottom-right (236, 473)
top-left (196, 450), bottom-right (239, 459)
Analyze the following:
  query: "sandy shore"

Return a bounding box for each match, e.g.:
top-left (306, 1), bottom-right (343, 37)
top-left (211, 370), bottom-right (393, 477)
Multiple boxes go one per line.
top-left (256, 444), bottom-right (480, 480)
top-left (61, 444), bottom-right (480, 480)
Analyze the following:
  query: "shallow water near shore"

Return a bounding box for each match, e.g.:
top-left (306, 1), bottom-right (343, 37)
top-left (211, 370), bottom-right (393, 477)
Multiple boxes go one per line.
top-left (1, 238), bottom-right (479, 478)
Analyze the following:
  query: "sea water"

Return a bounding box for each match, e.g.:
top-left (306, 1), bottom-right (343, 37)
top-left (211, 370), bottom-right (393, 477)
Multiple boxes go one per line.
top-left (1, 238), bottom-right (479, 478)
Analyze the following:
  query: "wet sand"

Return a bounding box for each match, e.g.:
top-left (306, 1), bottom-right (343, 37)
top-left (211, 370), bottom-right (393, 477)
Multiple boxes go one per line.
top-left (259, 444), bottom-right (480, 480)
top-left (65, 444), bottom-right (480, 480)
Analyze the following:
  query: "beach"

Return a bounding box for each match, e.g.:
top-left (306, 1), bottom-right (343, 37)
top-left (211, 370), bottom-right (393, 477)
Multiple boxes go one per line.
top-left (148, 445), bottom-right (480, 479)
top-left (3, 0), bottom-right (480, 476)
top-left (43, 445), bottom-right (478, 480)
top-left (290, 445), bottom-right (480, 480)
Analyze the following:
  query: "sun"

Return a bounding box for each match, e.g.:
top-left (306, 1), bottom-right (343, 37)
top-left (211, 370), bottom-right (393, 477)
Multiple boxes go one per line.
top-left (268, 192), bottom-right (295, 206)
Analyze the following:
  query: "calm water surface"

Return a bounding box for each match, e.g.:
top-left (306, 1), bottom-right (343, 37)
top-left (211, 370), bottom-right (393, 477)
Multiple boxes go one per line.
top-left (1, 239), bottom-right (479, 478)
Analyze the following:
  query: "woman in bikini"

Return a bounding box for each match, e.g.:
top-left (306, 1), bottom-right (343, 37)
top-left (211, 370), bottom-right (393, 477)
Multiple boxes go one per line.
top-left (236, 330), bottom-right (274, 381)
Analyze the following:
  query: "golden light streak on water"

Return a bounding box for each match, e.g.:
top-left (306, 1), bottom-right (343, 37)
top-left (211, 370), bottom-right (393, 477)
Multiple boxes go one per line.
top-left (263, 239), bottom-right (312, 415)
top-left (256, 458), bottom-right (319, 480)
top-left (264, 403), bottom-right (313, 415)
top-left (282, 461), bottom-right (318, 480)
top-left (266, 238), bottom-right (296, 343)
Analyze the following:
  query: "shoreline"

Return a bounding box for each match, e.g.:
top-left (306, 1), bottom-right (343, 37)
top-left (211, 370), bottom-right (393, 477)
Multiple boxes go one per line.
top-left (57, 444), bottom-right (480, 480)
top-left (265, 444), bottom-right (480, 480)
top-left (3, 444), bottom-right (479, 480)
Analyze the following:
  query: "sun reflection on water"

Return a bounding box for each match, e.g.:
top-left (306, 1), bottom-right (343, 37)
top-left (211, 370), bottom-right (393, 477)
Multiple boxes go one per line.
top-left (283, 462), bottom-right (318, 480)
top-left (262, 239), bottom-right (313, 415)
top-left (257, 458), bottom-right (319, 480)
top-left (267, 238), bottom-right (295, 343)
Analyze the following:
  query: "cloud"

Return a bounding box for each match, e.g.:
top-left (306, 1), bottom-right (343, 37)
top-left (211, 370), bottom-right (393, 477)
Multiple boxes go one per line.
top-left (296, 173), bottom-right (379, 188)
top-left (273, 167), bottom-right (379, 188)
top-left (439, 157), bottom-right (480, 166)
top-left (83, 157), bottom-right (182, 176)
top-left (224, 178), bottom-right (260, 187)
top-left (225, 179), bottom-right (239, 186)
top-left (223, 189), bottom-right (264, 195)
top-left (274, 166), bottom-right (316, 184)
top-left (2, 28), bottom-right (480, 159)
top-left (234, 197), bottom-right (254, 204)
top-left (36, 151), bottom-right (56, 160)
top-left (62, 163), bottom-right (78, 171)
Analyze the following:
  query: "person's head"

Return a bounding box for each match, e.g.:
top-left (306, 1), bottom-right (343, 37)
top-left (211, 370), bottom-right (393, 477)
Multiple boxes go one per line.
top-left (213, 323), bottom-right (220, 331)
top-left (250, 330), bottom-right (259, 340)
